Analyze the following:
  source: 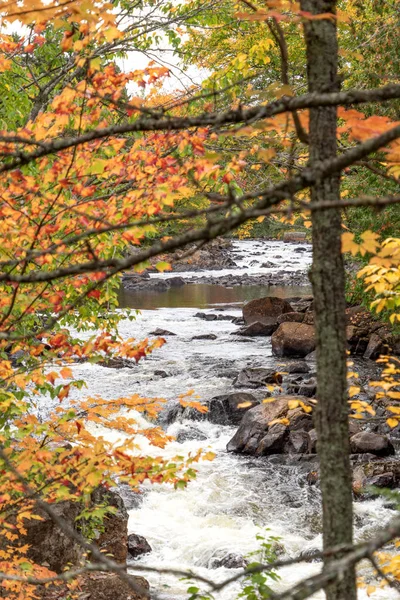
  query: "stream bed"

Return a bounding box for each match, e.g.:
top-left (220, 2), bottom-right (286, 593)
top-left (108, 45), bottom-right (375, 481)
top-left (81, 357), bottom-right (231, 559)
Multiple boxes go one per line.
top-left (67, 239), bottom-right (396, 600)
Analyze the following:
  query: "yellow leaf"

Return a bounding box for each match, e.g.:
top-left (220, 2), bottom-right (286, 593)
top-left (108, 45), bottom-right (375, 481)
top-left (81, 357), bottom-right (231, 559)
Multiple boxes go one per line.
top-left (387, 418), bottom-right (399, 428)
top-left (268, 418), bottom-right (289, 426)
top-left (238, 401), bottom-right (253, 408)
top-left (348, 386), bottom-right (361, 398)
top-left (288, 400), bottom-right (300, 409)
top-left (366, 585), bottom-right (376, 596)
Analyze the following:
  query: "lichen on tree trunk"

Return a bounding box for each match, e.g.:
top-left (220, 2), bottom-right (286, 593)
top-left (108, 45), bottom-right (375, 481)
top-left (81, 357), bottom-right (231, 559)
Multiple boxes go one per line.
top-left (301, 1), bottom-right (357, 599)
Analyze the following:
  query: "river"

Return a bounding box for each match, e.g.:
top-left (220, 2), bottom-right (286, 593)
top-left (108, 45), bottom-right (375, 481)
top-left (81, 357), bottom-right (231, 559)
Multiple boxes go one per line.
top-left (67, 239), bottom-right (396, 600)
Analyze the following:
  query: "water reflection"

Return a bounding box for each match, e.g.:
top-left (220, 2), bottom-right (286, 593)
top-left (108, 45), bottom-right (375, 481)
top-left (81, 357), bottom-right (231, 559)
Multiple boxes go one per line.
top-left (118, 283), bottom-right (313, 310)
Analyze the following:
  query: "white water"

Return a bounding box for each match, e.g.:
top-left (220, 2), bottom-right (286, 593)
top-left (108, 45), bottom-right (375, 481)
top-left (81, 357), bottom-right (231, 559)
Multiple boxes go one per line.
top-left (45, 239), bottom-right (397, 600)
top-left (149, 239), bottom-right (312, 280)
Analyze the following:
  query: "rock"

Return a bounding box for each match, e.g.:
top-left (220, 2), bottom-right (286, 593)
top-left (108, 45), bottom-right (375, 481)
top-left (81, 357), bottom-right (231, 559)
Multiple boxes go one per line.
top-left (154, 370), bottom-right (170, 378)
top-left (283, 232), bottom-right (307, 242)
top-left (206, 392), bottom-right (259, 425)
top-left (168, 276), bottom-right (185, 287)
top-left (74, 573), bottom-right (149, 600)
top-left (353, 459), bottom-right (400, 495)
top-left (299, 548), bottom-right (322, 563)
top-left (98, 357), bottom-right (136, 369)
top-left (192, 333), bottom-right (217, 340)
top-left (286, 376), bottom-right (317, 398)
top-left (285, 361), bottom-right (310, 374)
top-left (350, 432), bottom-right (395, 457)
top-left (149, 328), bottom-right (176, 336)
top-left (234, 321), bottom-right (277, 336)
top-left (23, 501), bottom-right (83, 573)
top-left (272, 323), bottom-right (316, 358)
top-left (276, 312), bottom-right (304, 324)
top-left (233, 367), bottom-right (282, 389)
top-left (91, 487), bottom-right (129, 564)
top-left (256, 424), bottom-right (288, 456)
top-left (226, 396), bottom-right (311, 454)
top-left (261, 261), bottom-right (275, 268)
top-left (285, 430), bottom-right (310, 454)
top-left (308, 429), bottom-right (318, 453)
top-left (242, 296), bottom-right (293, 325)
top-left (195, 312), bottom-right (218, 321)
top-left (364, 333), bottom-right (384, 360)
top-left (128, 533), bottom-right (152, 559)
top-left (211, 553), bottom-right (248, 569)
top-left (176, 426), bottom-right (208, 443)
top-left (286, 407), bottom-right (314, 432)
top-left (305, 350), bottom-right (316, 361)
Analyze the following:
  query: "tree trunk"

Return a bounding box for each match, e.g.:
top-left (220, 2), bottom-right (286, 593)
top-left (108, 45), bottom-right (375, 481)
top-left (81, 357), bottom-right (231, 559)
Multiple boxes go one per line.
top-left (301, 2), bottom-right (357, 599)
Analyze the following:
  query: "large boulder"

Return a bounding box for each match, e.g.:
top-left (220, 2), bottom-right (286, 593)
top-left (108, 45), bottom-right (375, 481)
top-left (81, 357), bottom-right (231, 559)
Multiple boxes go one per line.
top-left (242, 296), bottom-right (293, 326)
top-left (272, 323), bottom-right (316, 358)
top-left (233, 368), bottom-right (282, 389)
top-left (23, 501), bottom-right (83, 573)
top-left (206, 392), bottom-right (259, 425)
top-left (350, 432), bottom-right (395, 457)
top-left (226, 396), bottom-right (312, 455)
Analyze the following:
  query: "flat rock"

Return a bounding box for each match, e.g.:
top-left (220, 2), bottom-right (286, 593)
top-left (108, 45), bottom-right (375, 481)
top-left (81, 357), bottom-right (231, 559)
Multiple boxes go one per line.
top-left (234, 321), bottom-right (277, 336)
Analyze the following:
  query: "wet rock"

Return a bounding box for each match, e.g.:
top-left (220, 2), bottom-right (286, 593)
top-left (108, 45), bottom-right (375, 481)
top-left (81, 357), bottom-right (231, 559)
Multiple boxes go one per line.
top-left (233, 367), bottom-right (282, 389)
top-left (98, 357), bottom-right (136, 369)
top-left (305, 350), bottom-right (316, 361)
top-left (192, 333), bottom-right (218, 340)
top-left (256, 424), bottom-right (287, 456)
top-left (276, 312), bottom-right (304, 324)
top-left (234, 321), bottom-right (277, 336)
top-left (128, 533), bottom-right (152, 559)
top-left (227, 396), bottom-right (311, 454)
top-left (350, 432), bottom-right (395, 457)
top-left (299, 548), bottom-right (322, 563)
top-left (176, 426), bottom-right (208, 443)
top-left (149, 328), bottom-right (176, 336)
top-left (272, 323), bottom-right (316, 358)
top-left (285, 430), bottom-right (311, 454)
top-left (242, 296), bottom-right (293, 325)
top-left (207, 392), bottom-right (259, 425)
top-left (211, 553), bottom-right (248, 569)
top-left (261, 261), bottom-right (275, 268)
top-left (154, 370), bottom-right (170, 378)
top-left (195, 312), bottom-right (218, 321)
top-left (308, 429), bottom-right (318, 453)
top-left (286, 376), bottom-right (317, 398)
top-left (285, 361), bottom-right (310, 374)
top-left (168, 276), bottom-right (185, 287)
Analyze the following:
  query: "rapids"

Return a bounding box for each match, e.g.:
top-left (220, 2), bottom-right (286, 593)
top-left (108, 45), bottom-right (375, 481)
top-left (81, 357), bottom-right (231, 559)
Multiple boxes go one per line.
top-left (59, 239), bottom-right (396, 599)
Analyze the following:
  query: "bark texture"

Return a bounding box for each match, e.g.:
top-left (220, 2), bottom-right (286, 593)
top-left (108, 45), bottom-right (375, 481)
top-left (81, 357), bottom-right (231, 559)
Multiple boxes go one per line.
top-left (301, 2), bottom-right (357, 599)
